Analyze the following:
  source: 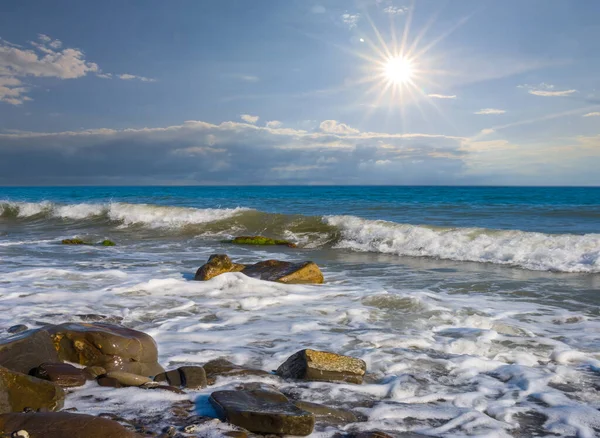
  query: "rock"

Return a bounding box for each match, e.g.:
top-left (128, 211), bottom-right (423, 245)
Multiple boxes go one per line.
top-left (229, 236), bottom-right (297, 248)
top-left (61, 238), bottom-right (88, 245)
top-left (194, 255), bottom-right (324, 284)
top-left (203, 359), bottom-right (271, 385)
top-left (0, 366), bottom-right (65, 414)
top-left (293, 401), bottom-right (358, 424)
top-left (210, 388), bottom-right (314, 436)
top-left (0, 329), bottom-right (60, 375)
top-left (276, 349), bottom-right (366, 384)
top-left (30, 363), bottom-right (87, 388)
top-left (194, 254), bottom-right (246, 281)
top-left (154, 366), bottom-right (207, 389)
top-left (0, 412), bottom-right (138, 437)
top-left (242, 260), bottom-right (324, 284)
top-left (140, 382), bottom-right (186, 394)
top-left (97, 376), bottom-right (123, 388)
top-left (101, 239), bottom-right (116, 246)
top-left (47, 322), bottom-right (164, 377)
top-left (7, 325), bottom-right (28, 335)
top-left (105, 371), bottom-right (152, 387)
top-left (83, 366), bottom-right (107, 380)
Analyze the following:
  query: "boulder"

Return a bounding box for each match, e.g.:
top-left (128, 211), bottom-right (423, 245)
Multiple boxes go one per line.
top-left (194, 255), bottom-right (324, 284)
top-left (194, 254), bottom-right (245, 281)
top-left (228, 236), bottom-right (297, 248)
top-left (154, 366), bottom-right (207, 389)
top-left (47, 322), bottom-right (164, 377)
top-left (210, 388), bottom-right (314, 436)
top-left (0, 329), bottom-right (60, 375)
top-left (0, 366), bottom-right (65, 414)
top-left (276, 349), bottom-right (366, 384)
top-left (203, 359), bottom-right (271, 385)
top-left (294, 401), bottom-right (358, 424)
top-left (242, 260), bottom-right (324, 284)
top-left (30, 363), bottom-right (87, 388)
top-left (0, 412), bottom-right (138, 438)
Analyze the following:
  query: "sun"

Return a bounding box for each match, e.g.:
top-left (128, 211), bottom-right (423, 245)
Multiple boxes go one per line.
top-left (383, 56), bottom-right (414, 85)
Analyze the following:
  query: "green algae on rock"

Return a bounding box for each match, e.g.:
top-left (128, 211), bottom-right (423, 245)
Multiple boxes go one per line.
top-left (101, 239), bottom-right (116, 246)
top-left (61, 238), bottom-right (89, 245)
top-left (228, 236), bottom-right (297, 248)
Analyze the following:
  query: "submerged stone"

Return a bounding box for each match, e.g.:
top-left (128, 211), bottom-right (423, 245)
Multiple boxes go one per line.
top-left (0, 366), bottom-right (65, 414)
top-left (276, 349), bottom-right (366, 384)
top-left (31, 363), bottom-right (87, 388)
top-left (203, 359), bottom-right (271, 385)
top-left (210, 388), bottom-right (315, 436)
top-left (47, 322), bottom-right (164, 377)
top-left (101, 239), bottom-right (116, 246)
top-left (61, 238), bottom-right (89, 245)
top-left (194, 254), bottom-right (246, 281)
top-left (0, 412), bottom-right (137, 438)
top-left (6, 325), bottom-right (28, 335)
top-left (0, 329), bottom-right (60, 375)
top-left (229, 236), bottom-right (297, 248)
top-left (294, 401), bottom-right (358, 424)
top-left (154, 366), bottom-right (207, 389)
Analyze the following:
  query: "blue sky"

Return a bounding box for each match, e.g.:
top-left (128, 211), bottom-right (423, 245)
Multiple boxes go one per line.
top-left (0, 0), bottom-right (599, 185)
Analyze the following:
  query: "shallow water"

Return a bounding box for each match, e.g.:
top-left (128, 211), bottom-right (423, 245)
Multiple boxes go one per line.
top-left (0, 187), bottom-right (599, 437)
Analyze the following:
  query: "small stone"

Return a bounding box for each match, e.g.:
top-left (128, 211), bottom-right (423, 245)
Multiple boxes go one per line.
top-left (11, 430), bottom-right (29, 438)
top-left (241, 260), bottom-right (324, 284)
top-left (210, 388), bottom-right (314, 436)
top-left (100, 240), bottom-right (116, 246)
top-left (7, 325), bottom-right (28, 335)
top-left (141, 383), bottom-right (185, 394)
top-left (31, 363), bottom-right (87, 388)
top-left (276, 349), bottom-right (366, 384)
top-left (194, 254), bottom-right (246, 281)
top-left (105, 371), bottom-right (152, 387)
top-left (97, 376), bottom-right (123, 388)
top-left (294, 401), bottom-right (358, 424)
top-left (61, 238), bottom-right (88, 245)
top-left (83, 366), bottom-right (107, 380)
top-left (154, 366), bottom-right (207, 389)
top-left (203, 359), bottom-right (271, 385)
top-left (229, 236), bottom-right (297, 248)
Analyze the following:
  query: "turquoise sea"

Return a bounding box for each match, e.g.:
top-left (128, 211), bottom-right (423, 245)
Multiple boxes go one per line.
top-left (1, 186), bottom-right (599, 436)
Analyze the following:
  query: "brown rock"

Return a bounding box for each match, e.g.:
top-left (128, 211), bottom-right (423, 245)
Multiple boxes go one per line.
top-left (294, 401), bottom-right (358, 424)
top-left (210, 388), bottom-right (314, 436)
top-left (30, 363), bottom-right (86, 388)
top-left (83, 366), bottom-right (107, 380)
top-left (194, 254), bottom-right (246, 281)
top-left (203, 359), bottom-right (271, 385)
top-left (0, 329), bottom-right (60, 375)
top-left (6, 325), bottom-right (28, 335)
top-left (105, 371), bottom-right (152, 387)
top-left (154, 366), bottom-right (207, 389)
top-left (97, 376), bottom-right (123, 388)
top-left (242, 260), bottom-right (324, 284)
top-left (47, 322), bottom-right (164, 377)
top-left (0, 412), bottom-right (138, 437)
top-left (0, 366), bottom-right (65, 414)
top-left (276, 349), bottom-right (366, 384)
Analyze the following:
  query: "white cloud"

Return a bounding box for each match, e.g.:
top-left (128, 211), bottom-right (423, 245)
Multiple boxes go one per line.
top-left (241, 114), bottom-right (259, 124)
top-left (428, 94), bottom-right (457, 99)
top-left (383, 6), bottom-right (408, 15)
top-left (474, 108), bottom-right (506, 115)
top-left (117, 73), bottom-right (156, 82)
top-left (319, 120), bottom-right (360, 135)
top-left (518, 83), bottom-right (577, 97)
top-left (583, 112), bottom-right (600, 117)
top-left (266, 120), bottom-right (282, 129)
top-left (341, 13), bottom-right (360, 29)
top-left (311, 5), bottom-right (326, 14)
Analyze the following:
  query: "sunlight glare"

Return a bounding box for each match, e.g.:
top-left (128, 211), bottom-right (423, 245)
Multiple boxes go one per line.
top-left (384, 56), bottom-right (413, 85)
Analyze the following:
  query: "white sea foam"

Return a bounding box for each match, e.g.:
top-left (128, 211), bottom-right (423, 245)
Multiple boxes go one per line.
top-left (326, 215), bottom-right (600, 273)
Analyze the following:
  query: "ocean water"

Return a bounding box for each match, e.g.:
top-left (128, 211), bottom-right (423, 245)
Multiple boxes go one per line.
top-left (1, 186), bottom-right (599, 437)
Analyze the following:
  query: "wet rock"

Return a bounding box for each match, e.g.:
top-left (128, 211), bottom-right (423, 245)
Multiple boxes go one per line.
top-left (101, 239), bottom-right (116, 246)
top-left (209, 388), bottom-right (315, 436)
top-left (105, 371), bottom-right (152, 387)
top-left (30, 363), bottom-right (87, 388)
top-left (47, 322), bottom-right (164, 377)
top-left (341, 432), bottom-right (394, 438)
top-left (203, 359), bottom-right (271, 385)
top-left (154, 366), bottom-right (207, 389)
top-left (229, 236), bottom-right (297, 248)
top-left (7, 325), bottom-right (28, 335)
top-left (0, 412), bottom-right (138, 437)
top-left (276, 349), bottom-right (366, 384)
top-left (76, 314), bottom-right (124, 324)
top-left (194, 254), bottom-right (246, 281)
top-left (61, 238), bottom-right (88, 245)
top-left (0, 329), bottom-right (60, 375)
top-left (0, 366), bottom-right (65, 414)
top-left (140, 382), bottom-right (186, 394)
top-left (97, 376), bottom-right (124, 388)
top-left (83, 366), bottom-right (107, 380)
top-left (242, 260), bottom-right (324, 284)
top-left (293, 401), bottom-right (358, 424)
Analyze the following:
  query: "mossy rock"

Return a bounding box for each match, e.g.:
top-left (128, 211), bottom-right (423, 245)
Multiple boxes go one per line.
top-left (229, 236), bottom-right (297, 248)
top-left (61, 238), bottom-right (89, 245)
top-left (101, 239), bottom-right (116, 246)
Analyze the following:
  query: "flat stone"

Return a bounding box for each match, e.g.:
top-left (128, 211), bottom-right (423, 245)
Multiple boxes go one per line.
top-left (0, 366), bottom-right (65, 414)
top-left (276, 349), bottom-right (366, 384)
top-left (0, 412), bottom-right (137, 437)
top-left (210, 389), bottom-right (315, 436)
top-left (31, 363), bottom-right (87, 388)
top-left (294, 401), bottom-right (358, 424)
top-left (203, 359), bottom-right (271, 385)
top-left (0, 329), bottom-right (60, 375)
top-left (7, 325), bottom-right (28, 335)
top-left (194, 254), bottom-right (246, 281)
top-left (105, 371), bottom-right (152, 387)
top-left (154, 366), bottom-right (207, 389)
top-left (47, 322), bottom-right (164, 377)
top-left (242, 260), bottom-right (324, 284)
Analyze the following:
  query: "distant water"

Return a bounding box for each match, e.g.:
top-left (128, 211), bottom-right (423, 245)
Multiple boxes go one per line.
top-left (1, 186), bottom-right (599, 437)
